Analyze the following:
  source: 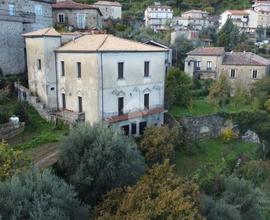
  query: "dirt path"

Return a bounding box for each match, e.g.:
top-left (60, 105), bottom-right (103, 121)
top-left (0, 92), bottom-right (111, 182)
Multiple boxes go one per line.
top-left (27, 142), bottom-right (60, 168)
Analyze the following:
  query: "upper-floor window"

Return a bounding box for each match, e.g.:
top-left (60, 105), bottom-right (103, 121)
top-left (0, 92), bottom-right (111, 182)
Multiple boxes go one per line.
top-left (38, 59), bottom-right (41, 70)
top-left (207, 61), bottom-right (212, 70)
top-left (196, 61), bottom-right (201, 70)
top-left (252, 70), bottom-right (258, 79)
top-left (231, 69), bottom-right (236, 78)
top-left (118, 62), bottom-right (124, 79)
top-left (118, 97), bottom-right (124, 115)
top-left (77, 62), bottom-right (81, 78)
top-left (144, 61), bottom-right (150, 77)
top-left (8, 4), bottom-right (15, 16)
top-left (58, 14), bottom-right (65, 23)
top-left (78, 96), bottom-right (83, 113)
top-left (61, 61), bottom-right (65, 76)
top-left (34, 4), bottom-right (43, 16)
top-left (144, 93), bottom-right (150, 109)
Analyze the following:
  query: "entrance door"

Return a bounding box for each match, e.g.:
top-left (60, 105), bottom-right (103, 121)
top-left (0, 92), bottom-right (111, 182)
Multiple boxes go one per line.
top-left (77, 14), bottom-right (86, 29)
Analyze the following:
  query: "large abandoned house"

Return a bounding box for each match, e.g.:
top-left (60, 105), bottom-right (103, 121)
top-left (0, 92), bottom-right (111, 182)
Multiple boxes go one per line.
top-left (22, 28), bottom-right (169, 135)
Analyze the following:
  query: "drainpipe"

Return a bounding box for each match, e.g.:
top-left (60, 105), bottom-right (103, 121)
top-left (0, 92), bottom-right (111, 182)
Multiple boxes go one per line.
top-left (54, 51), bottom-right (59, 111)
top-left (100, 52), bottom-right (104, 120)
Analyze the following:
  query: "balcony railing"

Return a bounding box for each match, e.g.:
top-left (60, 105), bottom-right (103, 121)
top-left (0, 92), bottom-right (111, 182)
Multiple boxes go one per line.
top-left (0, 8), bottom-right (35, 23)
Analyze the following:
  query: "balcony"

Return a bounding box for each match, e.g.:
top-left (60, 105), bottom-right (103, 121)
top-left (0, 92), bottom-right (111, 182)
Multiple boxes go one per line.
top-left (194, 69), bottom-right (217, 80)
top-left (0, 9), bottom-right (35, 23)
top-left (104, 106), bottom-right (165, 124)
top-left (55, 110), bottom-right (85, 124)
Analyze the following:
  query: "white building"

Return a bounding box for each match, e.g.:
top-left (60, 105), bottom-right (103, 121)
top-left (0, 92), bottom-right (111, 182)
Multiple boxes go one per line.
top-left (220, 1), bottom-right (270, 32)
top-left (144, 3), bottom-right (173, 31)
top-left (93, 1), bottom-right (121, 19)
top-left (173, 10), bottom-right (216, 31)
top-left (23, 28), bottom-right (168, 135)
top-left (219, 10), bottom-right (249, 30)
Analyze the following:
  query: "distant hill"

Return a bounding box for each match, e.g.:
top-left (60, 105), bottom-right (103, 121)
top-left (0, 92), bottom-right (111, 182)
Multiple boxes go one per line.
top-left (76, 0), bottom-right (252, 17)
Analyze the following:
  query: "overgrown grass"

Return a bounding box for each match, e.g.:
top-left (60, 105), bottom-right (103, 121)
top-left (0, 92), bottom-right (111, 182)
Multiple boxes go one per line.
top-left (170, 97), bottom-right (254, 118)
top-left (175, 139), bottom-right (259, 177)
top-left (3, 98), bottom-right (68, 150)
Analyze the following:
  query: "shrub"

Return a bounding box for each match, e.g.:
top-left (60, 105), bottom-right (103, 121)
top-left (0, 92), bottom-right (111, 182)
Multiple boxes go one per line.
top-left (0, 141), bottom-right (29, 181)
top-left (95, 161), bottom-right (204, 220)
top-left (58, 123), bottom-right (145, 204)
top-left (139, 125), bottom-right (183, 166)
top-left (0, 168), bottom-right (88, 220)
top-left (221, 128), bottom-right (238, 143)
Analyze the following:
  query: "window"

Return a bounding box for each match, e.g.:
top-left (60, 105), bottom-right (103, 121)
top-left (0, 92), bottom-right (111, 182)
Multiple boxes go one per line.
top-left (144, 93), bottom-right (149, 109)
top-left (196, 61), bottom-right (201, 70)
top-left (131, 123), bottom-right (137, 135)
top-left (252, 70), bottom-right (258, 79)
top-left (38, 59), bottom-right (41, 70)
top-left (139, 121), bottom-right (147, 135)
top-left (144, 61), bottom-right (150, 77)
top-left (78, 96), bottom-right (83, 113)
top-left (118, 97), bottom-right (124, 115)
top-left (121, 125), bottom-right (130, 136)
top-left (77, 62), bottom-right (81, 78)
top-left (207, 61), bottom-right (212, 70)
top-left (231, 69), bottom-right (236, 78)
top-left (62, 93), bottom-right (66, 109)
top-left (118, 62), bottom-right (124, 79)
top-left (58, 14), bottom-right (64, 23)
top-left (34, 4), bottom-right (43, 16)
top-left (8, 4), bottom-right (15, 16)
top-left (61, 61), bottom-right (65, 76)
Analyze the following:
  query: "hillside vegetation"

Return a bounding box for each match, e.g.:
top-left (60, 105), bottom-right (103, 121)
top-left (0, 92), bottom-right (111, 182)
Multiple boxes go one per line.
top-left (77, 0), bottom-right (252, 17)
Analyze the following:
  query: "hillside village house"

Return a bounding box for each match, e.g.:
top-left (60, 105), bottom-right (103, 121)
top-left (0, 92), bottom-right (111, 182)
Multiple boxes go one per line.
top-left (172, 10), bottom-right (216, 31)
top-left (93, 1), bottom-right (121, 19)
top-left (0, 0), bottom-right (53, 76)
top-left (144, 3), bottom-right (173, 31)
top-left (52, 0), bottom-right (103, 30)
top-left (220, 0), bottom-right (270, 33)
top-left (23, 28), bottom-right (168, 135)
top-left (185, 47), bottom-right (270, 89)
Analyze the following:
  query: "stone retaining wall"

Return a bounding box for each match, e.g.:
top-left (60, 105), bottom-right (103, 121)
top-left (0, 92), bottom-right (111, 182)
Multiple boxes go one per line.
top-left (0, 122), bottom-right (25, 140)
top-left (180, 114), bottom-right (234, 141)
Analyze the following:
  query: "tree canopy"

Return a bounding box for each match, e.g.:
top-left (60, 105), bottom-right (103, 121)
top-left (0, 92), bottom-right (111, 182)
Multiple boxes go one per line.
top-left (94, 161), bottom-right (204, 220)
top-left (0, 168), bottom-right (88, 220)
top-left (58, 123), bottom-right (145, 204)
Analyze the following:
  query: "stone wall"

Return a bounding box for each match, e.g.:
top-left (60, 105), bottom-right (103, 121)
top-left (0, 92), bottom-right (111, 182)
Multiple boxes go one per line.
top-left (0, 20), bottom-right (25, 75)
top-left (0, 122), bottom-right (25, 140)
top-left (180, 114), bottom-right (234, 141)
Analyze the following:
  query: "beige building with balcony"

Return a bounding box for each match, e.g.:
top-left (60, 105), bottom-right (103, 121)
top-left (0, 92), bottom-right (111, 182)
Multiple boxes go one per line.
top-left (185, 47), bottom-right (270, 89)
top-left (23, 28), bottom-right (169, 135)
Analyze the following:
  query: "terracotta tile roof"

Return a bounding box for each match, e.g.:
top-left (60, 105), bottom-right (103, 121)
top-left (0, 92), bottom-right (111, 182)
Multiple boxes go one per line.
top-left (53, 0), bottom-right (102, 15)
top-left (93, 1), bottom-right (121, 7)
top-left (56, 34), bottom-right (169, 52)
top-left (22, 28), bottom-right (61, 37)
top-left (223, 52), bottom-right (270, 66)
top-left (187, 47), bottom-right (225, 56)
top-left (105, 107), bottom-right (165, 124)
top-left (225, 10), bottom-right (249, 15)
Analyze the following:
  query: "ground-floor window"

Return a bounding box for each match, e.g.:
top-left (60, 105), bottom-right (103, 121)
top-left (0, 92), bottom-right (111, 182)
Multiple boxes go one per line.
top-left (139, 121), bottom-right (147, 135)
top-left (131, 123), bottom-right (137, 135)
top-left (121, 125), bottom-right (129, 136)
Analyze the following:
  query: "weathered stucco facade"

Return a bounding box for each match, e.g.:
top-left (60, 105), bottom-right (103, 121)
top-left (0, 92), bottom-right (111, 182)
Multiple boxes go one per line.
top-left (185, 47), bottom-right (270, 89)
top-left (24, 29), bottom-right (167, 135)
top-left (52, 1), bottom-right (102, 30)
top-left (93, 1), bottom-right (121, 19)
top-left (0, 0), bottom-right (53, 75)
